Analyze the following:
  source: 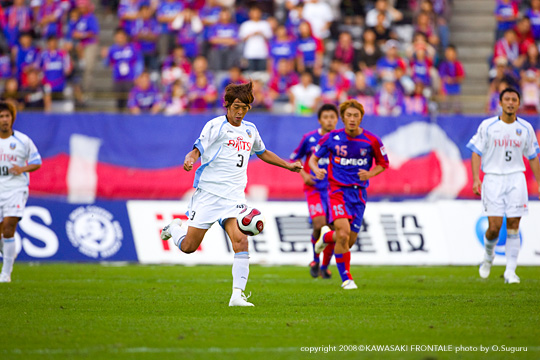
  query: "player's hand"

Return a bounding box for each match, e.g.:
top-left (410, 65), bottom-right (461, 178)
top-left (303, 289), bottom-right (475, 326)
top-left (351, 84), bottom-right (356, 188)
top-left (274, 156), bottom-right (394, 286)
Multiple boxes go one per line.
top-left (184, 156), bottom-right (195, 171)
top-left (472, 179), bottom-right (482, 196)
top-left (9, 164), bottom-right (23, 175)
top-left (358, 169), bottom-right (371, 181)
top-left (301, 171), bottom-right (316, 186)
top-left (289, 160), bottom-right (302, 173)
top-left (313, 168), bottom-right (327, 180)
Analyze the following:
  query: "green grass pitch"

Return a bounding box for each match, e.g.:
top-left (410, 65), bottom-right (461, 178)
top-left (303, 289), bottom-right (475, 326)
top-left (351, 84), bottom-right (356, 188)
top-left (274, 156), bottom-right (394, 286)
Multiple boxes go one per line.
top-left (0, 264), bottom-right (539, 360)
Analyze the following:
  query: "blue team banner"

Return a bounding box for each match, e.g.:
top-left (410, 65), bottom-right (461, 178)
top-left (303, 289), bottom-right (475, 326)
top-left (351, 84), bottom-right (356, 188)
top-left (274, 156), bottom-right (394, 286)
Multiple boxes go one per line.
top-left (14, 113), bottom-right (540, 200)
top-left (15, 198), bottom-right (138, 262)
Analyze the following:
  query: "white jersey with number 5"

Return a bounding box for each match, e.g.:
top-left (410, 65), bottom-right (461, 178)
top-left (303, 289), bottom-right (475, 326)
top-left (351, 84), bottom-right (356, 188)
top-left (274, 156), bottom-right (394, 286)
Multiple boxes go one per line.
top-left (467, 116), bottom-right (540, 174)
top-left (0, 130), bottom-right (42, 192)
top-left (193, 116), bottom-right (266, 201)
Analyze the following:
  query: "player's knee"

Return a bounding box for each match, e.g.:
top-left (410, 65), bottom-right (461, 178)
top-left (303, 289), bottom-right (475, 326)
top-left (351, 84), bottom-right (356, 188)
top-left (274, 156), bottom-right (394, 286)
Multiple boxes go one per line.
top-left (2, 225), bottom-right (16, 238)
top-left (335, 228), bottom-right (350, 244)
top-left (485, 227), bottom-right (500, 239)
top-left (180, 242), bottom-right (197, 254)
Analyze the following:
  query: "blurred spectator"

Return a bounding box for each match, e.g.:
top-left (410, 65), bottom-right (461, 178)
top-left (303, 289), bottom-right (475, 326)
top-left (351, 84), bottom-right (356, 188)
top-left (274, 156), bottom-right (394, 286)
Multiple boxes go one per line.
top-left (489, 56), bottom-right (519, 90)
top-left (513, 17), bottom-right (535, 55)
top-left (104, 27), bottom-right (143, 110)
top-left (526, 0), bottom-right (540, 41)
top-left (64, 7), bottom-right (85, 106)
top-left (520, 68), bottom-right (540, 114)
top-left (219, 66), bottom-right (247, 96)
top-left (334, 31), bottom-right (356, 70)
top-left (238, 5), bottom-right (272, 71)
top-left (289, 71), bottom-right (321, 115)
top-left (519, 42), bottom-right (540, 76)
top-left (355, 28), bottom-right (382, 87)
top-left (404, 32), bottom-right (437, 63)
top-left (438, 44), bottom-right (465, 114)
top-left (117, 0), bottom-right (140, 34)
top-left (486, 79), bottom-right (509, 114)
top-left (5, 0), bottom-right (34, 48)
top-left (20, 68), bottom-right (52, 111)
top-left (14, 32), bottom-right (39, 87)
top-left (199, 0), bottom-right (221, 28)
top-left (187, 72), bottom-right (218, 112)
top-left (493, 29), bottom-right (521, 69)
top-left (365, 0), bottom-right (403, 29)
top-left (301, 0), bottom-right (334, 41)
top-left (346, 71), bottom-right (376, 115)
top-left (0, 48), bottom-right (12, 80)
top-left (207, 7), bottom-right (239, 71)
top-left (375, 77), bottom-right (405, 116)
top-left (131, 4), bottom-right (161, 73)
top-left (405, 81), bottom-right (429, 115)
top-left (172, 8), bottom-right (203, 60)
top-left (128, 71), bottom-right (163, 114)
top-left (319, 69), bottom-right (345, 105)
top-left (268, 24), bottom-right (296, 72)
top-left (339, 0), bottom-right (366, 29)
top-left (269, 58), bottom-right (299, 106)
top-left (369, 12), bottom-right (397, 47)
top-left (39, 36), bottom-right (72, 94)
top-left (71, 0), bottom-right (99, 97)
top-left (1, 78), bottom-right (22, 109)
top-left (161, 45), bottom-right (192, 88)
top-left (415, 11), bottom-right (439, 48)
top-left (414, 0), bottom-right (450, 49)
top-left (494, 0), bottom-right (519, 40)
top-left (285, 0), bottom-right (304, 38)
top-left (325, 58), bottom-right (353, 90)
top-left (163, 78), bottom-right (188, 115)
top-left (409, 45), bottom-right (434, 90)
top-left (375, 40), bottom-right (407, 83)
top-left (156, 0), bottom-right (184, 60)
top-left (37, 0), bottom-right (64, 39)
top-left (250, 78), bottom-right (272, 111)
top-left (188, 55), bottom-right (214, 87)
top-left (295, 21), bottom-right (324, 82)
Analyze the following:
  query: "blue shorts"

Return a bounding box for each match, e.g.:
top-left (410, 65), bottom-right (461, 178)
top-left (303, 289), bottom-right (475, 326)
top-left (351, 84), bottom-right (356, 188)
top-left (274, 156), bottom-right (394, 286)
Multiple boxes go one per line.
top-left (328, 185), bottom-right (367, 233)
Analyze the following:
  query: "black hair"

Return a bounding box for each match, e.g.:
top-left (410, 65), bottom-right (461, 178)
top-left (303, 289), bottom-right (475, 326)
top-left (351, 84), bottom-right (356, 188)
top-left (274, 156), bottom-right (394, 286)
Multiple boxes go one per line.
top-left (317, 103), bottom-right (339, 119)
top-left (499, 87), bottom-right (521, 102)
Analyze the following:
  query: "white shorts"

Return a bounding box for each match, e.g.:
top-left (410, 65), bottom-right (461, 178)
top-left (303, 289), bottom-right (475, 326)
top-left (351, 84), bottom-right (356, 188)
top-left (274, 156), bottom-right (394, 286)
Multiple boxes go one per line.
top-left (482, 173), bottom-right (528, 218)
top-left (187, 188), bottom-right (245, 229)
top-left (0, 188), bottom-right (29, 222)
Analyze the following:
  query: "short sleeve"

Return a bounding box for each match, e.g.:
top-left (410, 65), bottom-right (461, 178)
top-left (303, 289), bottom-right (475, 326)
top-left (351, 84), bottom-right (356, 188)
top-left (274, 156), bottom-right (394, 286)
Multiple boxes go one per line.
top-left (314, 133), bottom-right (331, 159)
top-left (524, 124), bottom-right (540, 160)
top-left (251, 125), bottom-right (266, 155)
top-left (290, 134), bottom-right (308, 161)
top-left (467, 122), bottom-right (486, 155)
top-left (27, 138), bottom-right (42, 165)
top-left (194, 120), bottom-right (221, 156)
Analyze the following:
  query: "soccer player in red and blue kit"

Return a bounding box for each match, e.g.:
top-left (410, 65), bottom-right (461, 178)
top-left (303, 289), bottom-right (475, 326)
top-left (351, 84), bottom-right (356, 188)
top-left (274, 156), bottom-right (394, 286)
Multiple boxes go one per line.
top-left (290, 104), bottom-right (339, 279)
top-left (309, 99), bottom-right (389, 290)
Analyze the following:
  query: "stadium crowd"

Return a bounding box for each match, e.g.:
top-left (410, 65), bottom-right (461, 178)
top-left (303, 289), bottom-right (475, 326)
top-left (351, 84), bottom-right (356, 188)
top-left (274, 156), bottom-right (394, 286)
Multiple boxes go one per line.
top-left (0, 0), bottom-right (468, 115)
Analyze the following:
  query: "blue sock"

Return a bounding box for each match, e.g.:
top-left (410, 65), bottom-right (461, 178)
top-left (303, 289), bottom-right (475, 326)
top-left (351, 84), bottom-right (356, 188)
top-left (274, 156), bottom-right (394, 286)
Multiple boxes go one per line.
top-left (335, 253), bottom-right (350, 282)
top-left (311, 235), bottom-right (319, 263)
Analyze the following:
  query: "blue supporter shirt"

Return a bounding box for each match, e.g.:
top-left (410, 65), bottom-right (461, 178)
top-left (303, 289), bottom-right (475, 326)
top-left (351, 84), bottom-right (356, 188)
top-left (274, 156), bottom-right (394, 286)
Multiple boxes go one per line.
top-left (207, 23), bottom-right (239, 50)
top-left (106, 43), bottom-right (142, 82)
top-left (131, 18), bottom-right (161, 54)
top-left (156, 1), bottom-right (184, 32)
top-left (39, 49), bottom-right (69, 92)
top-left (314, 128), bottom-right (389, 189)
top-left (290, 129), bottom-right (329, 192)
top-left (128, 85), bottom-right (163, 112)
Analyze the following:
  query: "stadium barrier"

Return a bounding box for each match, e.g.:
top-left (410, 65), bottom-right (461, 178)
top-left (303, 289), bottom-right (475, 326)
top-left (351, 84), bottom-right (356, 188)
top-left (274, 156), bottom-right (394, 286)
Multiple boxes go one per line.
top-left (16, 112), bottom-right (540, 201)
top-left (9, 198), bottom-right (540, 265)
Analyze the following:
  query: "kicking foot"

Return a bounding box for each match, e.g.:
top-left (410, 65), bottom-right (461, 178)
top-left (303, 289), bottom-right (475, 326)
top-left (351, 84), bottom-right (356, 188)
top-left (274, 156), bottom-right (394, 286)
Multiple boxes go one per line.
top-left (161, 218), bottom-right (183, 242)
top-left (314, 226), bottom-right (331, 254)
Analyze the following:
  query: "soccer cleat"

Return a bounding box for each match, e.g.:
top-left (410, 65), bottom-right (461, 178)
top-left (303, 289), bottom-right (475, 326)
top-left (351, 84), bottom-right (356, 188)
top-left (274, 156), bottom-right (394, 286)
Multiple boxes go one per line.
top-left (479, 260), bottom-right (493, 279)
top-left (160, 218), bottom-right (182, 241)
top-left (229, 292), bottom-right (254, 307)
top-left (341, 279), bottom-right (357, 290)
top-left (0, 273), bottom-right (11, 283)
top-left (314, 226), bottom-right (331, 254)
top-left (504, 273), bottom-right (520, 284)
top-left (320, 268), bottom-right (332, 279)
top-left (309, 261), bottom-right (320, 278)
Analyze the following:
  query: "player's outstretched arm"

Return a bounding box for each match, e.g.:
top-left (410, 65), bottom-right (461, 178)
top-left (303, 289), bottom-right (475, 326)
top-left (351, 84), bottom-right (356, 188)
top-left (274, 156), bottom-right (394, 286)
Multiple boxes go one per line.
top-left (308, 154), bottom-right (326, 180)
top-left (184, 148), bottom-right (201, 171)
top-left (257, 150), bottom-right (302, 172)
top-left (471, 152), bottom-right (482, 196)
top-left (528, 156), bottom-right (540, 200)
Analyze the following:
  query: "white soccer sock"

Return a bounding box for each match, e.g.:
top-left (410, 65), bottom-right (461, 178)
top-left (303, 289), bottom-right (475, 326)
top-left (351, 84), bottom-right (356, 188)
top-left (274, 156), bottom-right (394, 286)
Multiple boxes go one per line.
top-left (1, 237), bottom-right (16, 277)
top-left (171, 223), bottom-right (187, 250)
top-left (505, 230), bottom-right (520, 276)
top-left (232, 252), bottom-right (249, 293)
top-left (484, 235), bottom-right (498, 262)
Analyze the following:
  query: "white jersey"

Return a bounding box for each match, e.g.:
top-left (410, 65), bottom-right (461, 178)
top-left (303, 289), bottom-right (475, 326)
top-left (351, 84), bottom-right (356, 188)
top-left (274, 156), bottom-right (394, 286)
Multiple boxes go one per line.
top-left (467, 116), bottom-right (540, 174)
top-left (193, 116), bottom-right (266, 201)
top-left (0, 130), bottom-right (42, 192)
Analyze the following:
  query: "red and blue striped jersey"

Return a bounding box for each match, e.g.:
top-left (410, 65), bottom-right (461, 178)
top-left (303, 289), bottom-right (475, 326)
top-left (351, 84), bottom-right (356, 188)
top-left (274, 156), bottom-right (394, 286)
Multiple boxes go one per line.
top-left (290, 128), bottom-right (329, 191)
top-left (314, 128), bottom-right (389, 188)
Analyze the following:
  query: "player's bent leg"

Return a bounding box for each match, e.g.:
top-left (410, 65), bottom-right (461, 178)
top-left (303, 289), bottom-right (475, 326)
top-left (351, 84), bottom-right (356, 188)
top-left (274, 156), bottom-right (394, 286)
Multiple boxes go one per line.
top-left (1, 217), bottom-right (20, 283)
top-left (179, 227), bottom-right (208, 254)
top-left (224, 218), bottom-right (254, 307)
top-left (504, 218), bottom-right (521, 284)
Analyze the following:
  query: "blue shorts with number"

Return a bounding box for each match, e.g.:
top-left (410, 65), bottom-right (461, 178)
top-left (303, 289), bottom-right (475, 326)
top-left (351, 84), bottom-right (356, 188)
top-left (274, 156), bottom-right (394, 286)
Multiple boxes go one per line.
top-left (328, 185), bottom-right (367, 233)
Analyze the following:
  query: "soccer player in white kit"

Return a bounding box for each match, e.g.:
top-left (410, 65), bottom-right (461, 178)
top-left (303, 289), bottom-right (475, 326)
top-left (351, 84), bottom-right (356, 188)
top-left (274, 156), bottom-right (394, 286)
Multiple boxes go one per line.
top-left (161, 82), bottom-right (302, 306)
top-left (0, 101), bottom-right (42, 283)
top-left (467, 88), bottom-right (540, 284)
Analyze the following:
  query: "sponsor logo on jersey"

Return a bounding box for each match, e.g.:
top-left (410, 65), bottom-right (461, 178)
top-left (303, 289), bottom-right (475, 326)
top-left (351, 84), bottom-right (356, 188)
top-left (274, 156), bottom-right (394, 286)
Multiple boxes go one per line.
top-left (516, 128), bottom-right (522, 136)
top-left (66, 206), bottom-right (124, 259)
top-left (360, 148), bottom-right (368, 156)
top-left (246, 129), bottom-right (252, 138)
top-left (333, 135), bottom-right (340, 140)
top-left (493, 136), bottom-right (522, 148)
top-left (380, 146), bottom-right (387, 156)
top-left (318, 157), bottom-right (329, 165)
top-left (309, 136), bottom-right (317, 142)
top-left (227, 136), bottom-right (252, 151)
top-left (9, 143), bottom-right (16, 150)
top-left (334, 157), bottom-right (368, 166)
top-left (0, 154), bottom-right (17, 161)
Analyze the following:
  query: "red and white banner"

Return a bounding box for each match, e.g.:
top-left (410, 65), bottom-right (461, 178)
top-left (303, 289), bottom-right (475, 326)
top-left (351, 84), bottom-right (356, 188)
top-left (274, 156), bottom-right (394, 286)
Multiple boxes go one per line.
top-left (127, 200), bottom-right (540, 266)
